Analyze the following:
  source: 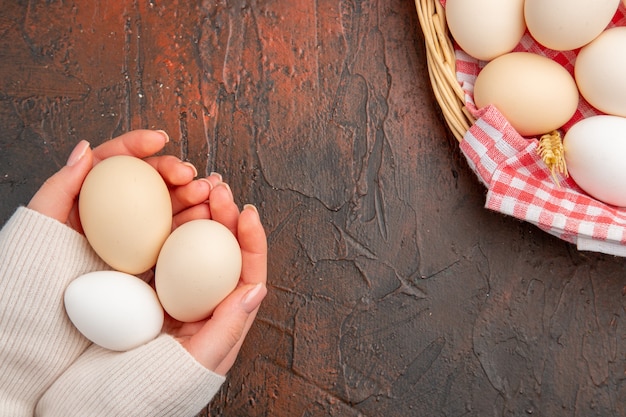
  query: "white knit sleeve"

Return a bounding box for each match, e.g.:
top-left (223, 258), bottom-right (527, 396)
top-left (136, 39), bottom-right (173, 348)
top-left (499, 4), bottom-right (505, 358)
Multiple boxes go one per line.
top-left (36, 334), bottom-right (225, 417)
top-left (0, 207), bottom-right (109, 416)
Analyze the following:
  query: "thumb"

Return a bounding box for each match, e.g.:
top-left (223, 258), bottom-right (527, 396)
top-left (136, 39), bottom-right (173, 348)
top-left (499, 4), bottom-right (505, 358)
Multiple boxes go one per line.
top-left (27, 140), bottom-right (93, 223)
top-left (185, 282), bottom-right (267, 374)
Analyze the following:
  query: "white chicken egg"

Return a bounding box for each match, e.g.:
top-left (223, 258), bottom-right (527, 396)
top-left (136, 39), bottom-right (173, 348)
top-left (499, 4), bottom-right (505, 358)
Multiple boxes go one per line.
top-left (79, 155), bottom-right (173, 275)
top-left (155, 219), bottom-right (242, 323)
top-left (564, 115), bottom-right (626, 207)
top-left (524, 0), bottom-right (620, 51)
top-left (473, 52), bottom-right (579, 137)
top-left (575, 27), bottom-right (626, 118)
top-left (64, 271), bottom-right (164, 351)
top-left (446, 0), bottom-right (526, 61)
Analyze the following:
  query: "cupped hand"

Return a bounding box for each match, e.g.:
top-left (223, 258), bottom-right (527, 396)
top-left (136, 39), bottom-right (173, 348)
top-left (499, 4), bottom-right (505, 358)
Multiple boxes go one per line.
top-left (27, 130), bottom-right (268, 375)
top-left (163, 179), bottom-right (268, 376)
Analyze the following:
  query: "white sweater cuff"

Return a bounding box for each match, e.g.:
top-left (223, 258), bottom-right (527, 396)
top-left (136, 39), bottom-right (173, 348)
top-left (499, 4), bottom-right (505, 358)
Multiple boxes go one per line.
top-left (0, 207), bottom-right (108, 415)
top-left (36, 334), bottom-right (225, 417)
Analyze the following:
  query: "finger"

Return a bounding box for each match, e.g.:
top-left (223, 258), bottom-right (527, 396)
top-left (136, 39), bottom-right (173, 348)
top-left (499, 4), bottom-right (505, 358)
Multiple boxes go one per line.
top-left (209, 182), bottom-right (240, 236)
top-left (27, 140), bottom-right (93, 223)
top-left (169, 172), bottom-right (222, 219)
top-left (213, 306), bottom-right (260, 375)
top-left (205, 172), bottom-right (223, 188)
top-left (166, 317), bottom-right (206, 338)
top-left (145, 155), bottom-right (198, 187)
top-left (237, 204), bottom-right (268, 286)
top-left (209, 205), bottom-right (267, 373)
top-left (171, 204), bottom-right (212, 230)
top-left (183, 282), bottom-right (267, 373)
top-left (91, 129), bottom-right (169, 163)
top-left (170, 178), bottom-right (211, 215)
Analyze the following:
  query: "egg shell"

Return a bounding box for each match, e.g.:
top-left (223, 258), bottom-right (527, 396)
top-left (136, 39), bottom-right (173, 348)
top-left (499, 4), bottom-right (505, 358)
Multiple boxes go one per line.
top-left (155, 219), bottom-right (242, 323)
top-left (446, 0), bottom-right (526, 61)
top-left (473, 52), bottom-right (579, 137)
top-left (525, 0), bottom-right (620, 51)
top-left (79, 155), bottom-right (172, 274)
top-left (64, 271), bottom-right (164, 351)
top-left (564, 115), bottom-right (626, 207)
top-left (575, 27), bottom-right (626, 118)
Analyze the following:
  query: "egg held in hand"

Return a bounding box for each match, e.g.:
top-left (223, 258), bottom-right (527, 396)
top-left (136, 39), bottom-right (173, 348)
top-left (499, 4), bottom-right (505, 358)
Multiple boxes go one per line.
top-left (155, 219), bottom-right (242, 323)
top-left (78, 155), bottom-right (173, 275)
top-left (64, 271), bottom-right (164, 351)
top-left (564, 115), bottom-right (626, 207)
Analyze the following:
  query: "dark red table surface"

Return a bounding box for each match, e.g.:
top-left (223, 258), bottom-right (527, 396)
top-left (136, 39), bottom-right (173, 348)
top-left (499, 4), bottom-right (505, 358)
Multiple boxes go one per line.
top-left (1, 1), bottom-right (624, 416)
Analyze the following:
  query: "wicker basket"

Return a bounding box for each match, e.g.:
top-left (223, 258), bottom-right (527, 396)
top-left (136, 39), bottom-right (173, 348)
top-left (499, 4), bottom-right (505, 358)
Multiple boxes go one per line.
top-left (415, 0), bottom-right (474, 142)
top-left (413, 0), bottom-right (626, 257)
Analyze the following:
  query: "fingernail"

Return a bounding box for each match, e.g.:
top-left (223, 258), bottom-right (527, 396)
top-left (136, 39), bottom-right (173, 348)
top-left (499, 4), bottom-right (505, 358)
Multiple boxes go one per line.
top-left (209, 172), bottom-right (223, 182)
top-left (214, 182), bottom-right (233, 200)
top-left (241, 283), bottom-right (267, 313)
top-left (243, 204), bottom-right (259, 216)
top-left (198, 178), bottom-right (213, 191)
top-left (181, 161), bottom-right (198, 178)
top-left (66, 140), bottom-right (90, 167)
top-left (154, 129), bottom-right (170, 143)
top-left (214, 181), bottom-right (231, 192)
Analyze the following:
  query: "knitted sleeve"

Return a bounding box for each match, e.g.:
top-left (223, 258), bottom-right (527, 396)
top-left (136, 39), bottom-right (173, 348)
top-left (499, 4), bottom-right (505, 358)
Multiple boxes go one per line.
top-left (36, 335), bottom-right (225, 417)
top-left (0, 207), bottom-right (109, 416)
top-left (0, 207), bottom-right (225, 416)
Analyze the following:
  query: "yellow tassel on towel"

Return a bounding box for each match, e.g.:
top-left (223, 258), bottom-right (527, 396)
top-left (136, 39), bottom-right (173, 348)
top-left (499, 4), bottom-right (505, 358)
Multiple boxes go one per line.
top-left (537, 130), bottom-right (568, 187)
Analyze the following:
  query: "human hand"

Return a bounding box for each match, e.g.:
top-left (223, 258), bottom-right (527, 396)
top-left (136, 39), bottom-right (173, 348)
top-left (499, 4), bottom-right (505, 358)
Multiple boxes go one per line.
top-left (2, 130), bottom-right (210, 415)
top-left (27, 130), bottom-right (268, 375)
top-left (32, 179), bottom-right (267, 417)
top-left (162, 178), bottom-right (268, 375)
top-left (27, 130), bottom-right (208, 233)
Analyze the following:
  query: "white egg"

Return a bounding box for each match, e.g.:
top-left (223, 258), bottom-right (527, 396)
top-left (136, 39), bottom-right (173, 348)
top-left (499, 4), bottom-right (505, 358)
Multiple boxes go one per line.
top-left (446, 0), bottom-right (526, 61)
top-left (564, 115), bottom-right (626, 207)
top-left (64, 271), bottom-right (164, 351)
top-left (575, 27), bottom-right (626, 118)
top-left (155, 219), bottom-right (242, 323)
top-left (525, 0), bottom-right (619, 51)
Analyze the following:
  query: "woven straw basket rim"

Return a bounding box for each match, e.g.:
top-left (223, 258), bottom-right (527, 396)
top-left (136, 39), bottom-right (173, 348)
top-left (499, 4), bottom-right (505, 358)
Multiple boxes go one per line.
top-left (415, 0), bottom-right (475, 142)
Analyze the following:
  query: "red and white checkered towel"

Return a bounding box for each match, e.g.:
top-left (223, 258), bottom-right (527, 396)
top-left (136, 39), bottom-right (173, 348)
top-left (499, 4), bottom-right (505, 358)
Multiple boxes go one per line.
top-left (440, 0), bottom-right (626, 256)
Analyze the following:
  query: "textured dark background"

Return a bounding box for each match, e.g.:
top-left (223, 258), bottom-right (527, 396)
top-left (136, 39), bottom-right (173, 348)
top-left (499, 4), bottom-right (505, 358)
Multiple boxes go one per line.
top-left (1, 1), bottom-right (625, 416)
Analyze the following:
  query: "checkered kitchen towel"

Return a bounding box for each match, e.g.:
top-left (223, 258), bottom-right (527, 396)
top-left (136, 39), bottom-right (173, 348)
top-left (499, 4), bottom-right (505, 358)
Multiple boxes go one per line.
top-left (440, 0), bottom-right (626, 256)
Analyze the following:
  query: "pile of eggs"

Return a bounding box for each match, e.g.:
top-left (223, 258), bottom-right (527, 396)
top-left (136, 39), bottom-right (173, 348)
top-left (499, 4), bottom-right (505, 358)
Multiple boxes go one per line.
top-left (446, 0), bottom-right (626, 207)
top-left (64, 155), bottom-right (242, 351)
